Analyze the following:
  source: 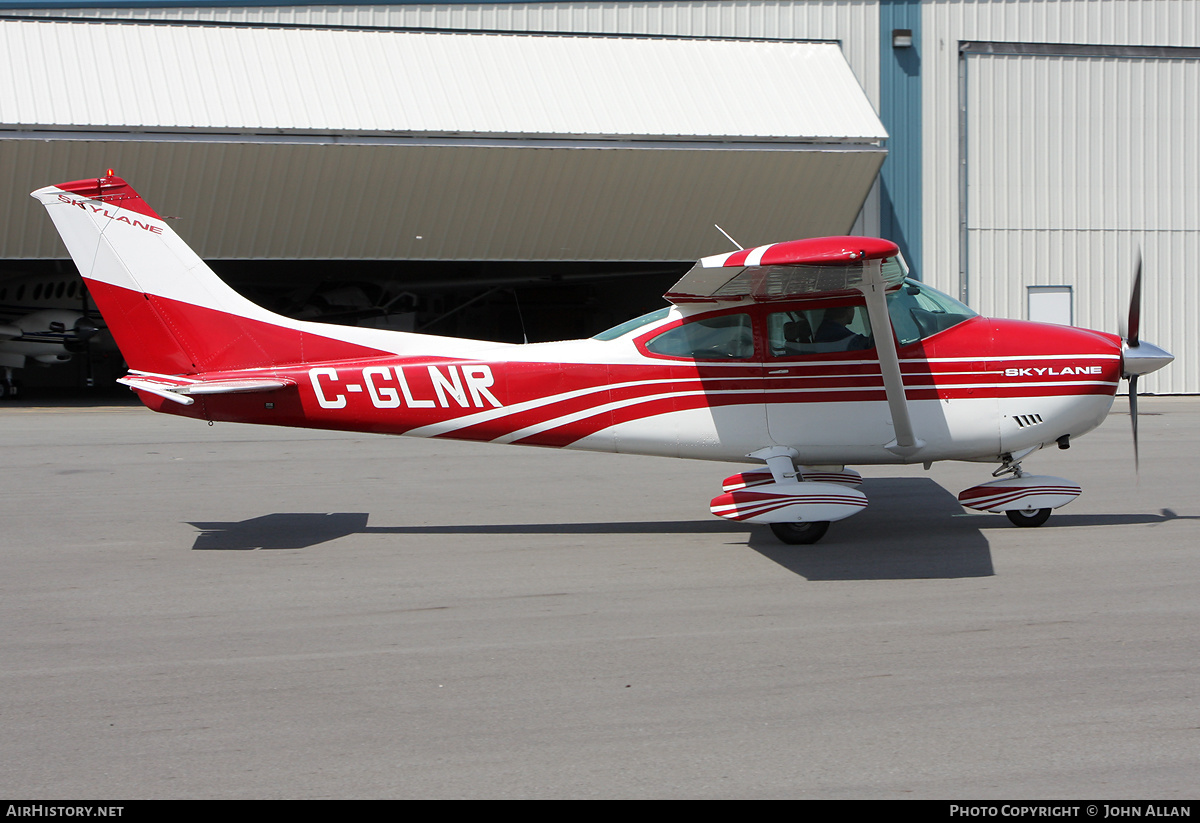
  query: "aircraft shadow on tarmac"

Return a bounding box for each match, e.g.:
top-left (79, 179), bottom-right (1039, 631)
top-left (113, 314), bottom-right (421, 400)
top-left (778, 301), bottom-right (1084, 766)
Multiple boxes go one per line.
top-left (188, 478), bottom-right (1185, 581)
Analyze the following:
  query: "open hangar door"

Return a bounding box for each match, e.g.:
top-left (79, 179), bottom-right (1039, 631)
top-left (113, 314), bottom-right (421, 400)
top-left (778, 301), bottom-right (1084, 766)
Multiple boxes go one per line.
top-left (962, 42), bottom-right (1200, 395)
top-left (1, 19), bottom-right (886, 394)
top-left (0, 256), bottom-right (683, 397)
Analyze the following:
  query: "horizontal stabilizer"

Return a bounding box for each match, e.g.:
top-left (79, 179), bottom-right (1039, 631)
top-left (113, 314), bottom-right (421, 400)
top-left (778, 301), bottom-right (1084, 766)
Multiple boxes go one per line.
top-left (117, 372), bottom-right (295, 406)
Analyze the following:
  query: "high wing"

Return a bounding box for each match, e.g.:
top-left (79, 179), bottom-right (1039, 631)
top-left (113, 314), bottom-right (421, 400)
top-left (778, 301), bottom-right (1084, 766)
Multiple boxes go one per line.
top-left (666, 236), bottom-right (906, 303)
top-left (668, 235), bottom-right (923, 455)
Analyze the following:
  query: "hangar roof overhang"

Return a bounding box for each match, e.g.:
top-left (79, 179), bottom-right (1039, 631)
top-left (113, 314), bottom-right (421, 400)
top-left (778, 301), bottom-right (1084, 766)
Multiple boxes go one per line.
top-left (0, 17), bottom-right (887, 261)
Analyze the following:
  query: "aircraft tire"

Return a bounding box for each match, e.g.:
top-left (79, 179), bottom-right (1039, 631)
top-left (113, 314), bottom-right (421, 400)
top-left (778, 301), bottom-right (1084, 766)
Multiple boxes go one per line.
top-left (1005, 508), bottom-right (1052, 528)
top-left (769, 521), bottom-right (830, 545)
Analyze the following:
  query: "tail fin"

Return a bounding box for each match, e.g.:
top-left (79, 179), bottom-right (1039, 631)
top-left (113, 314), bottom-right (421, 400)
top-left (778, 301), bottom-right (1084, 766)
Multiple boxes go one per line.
top-left (31, 173), bottom-right (487, 375)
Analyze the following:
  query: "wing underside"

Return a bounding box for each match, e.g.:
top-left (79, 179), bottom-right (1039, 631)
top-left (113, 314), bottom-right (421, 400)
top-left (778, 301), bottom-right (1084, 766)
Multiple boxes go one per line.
top-left (666, 236), bottom-right (906, 303)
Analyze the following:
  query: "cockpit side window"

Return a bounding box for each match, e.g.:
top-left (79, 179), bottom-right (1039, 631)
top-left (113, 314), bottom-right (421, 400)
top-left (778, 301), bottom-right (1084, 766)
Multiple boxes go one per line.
top-left (644, 312), bottom-right (754, 360)
top-left (767, 304), bottom-right (874, 358)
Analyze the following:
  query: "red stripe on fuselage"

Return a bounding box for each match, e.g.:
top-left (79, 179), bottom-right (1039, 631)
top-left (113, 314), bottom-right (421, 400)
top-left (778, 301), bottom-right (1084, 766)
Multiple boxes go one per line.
top-left (118, 306), bottom-right (1123, 448)
top-left (438, 365), bottom-right (765, 443)
top-left (510, 389), bottom-right (764, 448)
top-left (156, 352), bottom-right (1120, 443)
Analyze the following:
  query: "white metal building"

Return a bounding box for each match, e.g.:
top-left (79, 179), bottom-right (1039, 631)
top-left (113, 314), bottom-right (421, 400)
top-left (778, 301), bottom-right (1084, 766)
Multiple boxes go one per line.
top-left (2, 0), bottom-right (1197, 393)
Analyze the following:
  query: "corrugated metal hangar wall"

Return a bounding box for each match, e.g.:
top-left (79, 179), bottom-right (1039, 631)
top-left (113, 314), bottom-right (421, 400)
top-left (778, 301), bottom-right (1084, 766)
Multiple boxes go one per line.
top-left (0, 21), bottom-right (888, 261)
top-left (921, 0), bottom-right (1198, 396)
top-left (2, 0), bottom-right (1198, 394)
top-left (958, 39), bottom-right (1199, 396)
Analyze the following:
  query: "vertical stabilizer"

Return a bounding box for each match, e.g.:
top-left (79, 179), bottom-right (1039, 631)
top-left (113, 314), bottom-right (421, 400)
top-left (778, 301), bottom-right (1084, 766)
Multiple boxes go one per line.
top-left (31, 173), bottom-right (483, 375)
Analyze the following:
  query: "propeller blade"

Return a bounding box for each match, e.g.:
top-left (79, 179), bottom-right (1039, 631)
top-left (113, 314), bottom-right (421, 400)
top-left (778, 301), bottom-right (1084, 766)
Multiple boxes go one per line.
top-left (1127, 251), bottom-right (1142, 348)
top-left (1129, 373), bottom-right (1139, 473)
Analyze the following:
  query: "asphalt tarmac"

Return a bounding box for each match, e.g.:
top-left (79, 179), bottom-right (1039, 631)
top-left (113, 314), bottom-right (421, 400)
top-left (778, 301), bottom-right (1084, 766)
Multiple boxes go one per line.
top-left (1, 397), bottom-right (1197, 799)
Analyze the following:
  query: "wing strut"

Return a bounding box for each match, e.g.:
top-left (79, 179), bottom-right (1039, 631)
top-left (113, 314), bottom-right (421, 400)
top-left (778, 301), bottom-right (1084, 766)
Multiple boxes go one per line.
top-left (857, 263), bottom-right (924, 457)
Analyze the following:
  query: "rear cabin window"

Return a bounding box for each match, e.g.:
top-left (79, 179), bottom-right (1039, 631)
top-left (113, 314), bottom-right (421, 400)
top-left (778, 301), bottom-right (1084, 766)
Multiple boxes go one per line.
top-left (593, 307), bottom-right (671, 341)
top-left (644, 313), bottom-right (754, 360)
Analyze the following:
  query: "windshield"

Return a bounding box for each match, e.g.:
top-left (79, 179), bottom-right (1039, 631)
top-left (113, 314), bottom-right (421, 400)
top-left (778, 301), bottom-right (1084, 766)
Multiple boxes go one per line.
top-left (886, 280), bottom-right (977, 346)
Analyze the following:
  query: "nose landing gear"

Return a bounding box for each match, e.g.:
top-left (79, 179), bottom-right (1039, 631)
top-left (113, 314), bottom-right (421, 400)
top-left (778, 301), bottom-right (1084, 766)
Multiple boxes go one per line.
top-left (958, 455), bottom-right (1080, 527)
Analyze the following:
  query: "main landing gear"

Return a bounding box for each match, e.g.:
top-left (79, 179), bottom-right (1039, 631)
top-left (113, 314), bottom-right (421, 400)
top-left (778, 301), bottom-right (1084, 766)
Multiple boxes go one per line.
top-left (1004, 507), bottom-right (1052, 528)
top-left (710, 447), bottom-right (867, 545)
top-left (769, 521), bottom-right (831, 545)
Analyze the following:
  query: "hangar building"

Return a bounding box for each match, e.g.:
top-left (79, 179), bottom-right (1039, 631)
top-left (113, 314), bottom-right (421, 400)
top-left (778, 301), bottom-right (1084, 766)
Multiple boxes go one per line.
top-left (1, 0), bottom-right (1197, 394)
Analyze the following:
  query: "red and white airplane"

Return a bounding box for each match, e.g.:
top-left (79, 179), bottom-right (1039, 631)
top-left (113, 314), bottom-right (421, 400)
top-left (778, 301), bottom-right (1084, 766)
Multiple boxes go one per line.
top-left (32, 172), bottom-right (1173, 544)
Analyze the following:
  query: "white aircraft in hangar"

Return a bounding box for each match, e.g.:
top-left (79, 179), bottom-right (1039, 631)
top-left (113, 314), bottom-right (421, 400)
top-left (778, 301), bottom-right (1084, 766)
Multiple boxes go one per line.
top-left (31, 172), bottom-right (1172, 544)
top-left (0, 270), bottom-right (99, 398)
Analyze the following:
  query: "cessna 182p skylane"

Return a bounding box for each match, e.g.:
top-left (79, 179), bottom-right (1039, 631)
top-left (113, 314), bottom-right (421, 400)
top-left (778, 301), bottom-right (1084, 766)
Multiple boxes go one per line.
top-left (32, 173), bottom-right (1173, 544)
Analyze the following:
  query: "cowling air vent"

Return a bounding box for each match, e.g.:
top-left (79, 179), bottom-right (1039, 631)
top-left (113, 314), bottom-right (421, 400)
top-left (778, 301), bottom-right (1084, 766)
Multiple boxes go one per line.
top-left (1013, 413), bottom-right (1044, 429)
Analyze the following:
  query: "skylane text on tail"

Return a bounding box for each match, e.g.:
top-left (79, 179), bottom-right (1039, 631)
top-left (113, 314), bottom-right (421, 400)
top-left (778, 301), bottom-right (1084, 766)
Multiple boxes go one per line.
top-left (32, 172), bottom-right (1172, 544)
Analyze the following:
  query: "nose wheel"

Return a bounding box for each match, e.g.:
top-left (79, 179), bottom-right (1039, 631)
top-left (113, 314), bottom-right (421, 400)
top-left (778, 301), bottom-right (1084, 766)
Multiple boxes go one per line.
top-left (958, 458), bottom-right (1080, 527)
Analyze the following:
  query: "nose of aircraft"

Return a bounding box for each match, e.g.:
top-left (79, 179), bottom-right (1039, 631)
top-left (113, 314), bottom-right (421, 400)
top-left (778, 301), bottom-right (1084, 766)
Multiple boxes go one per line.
top-left (1122, 339), bottom-right (1174, 378)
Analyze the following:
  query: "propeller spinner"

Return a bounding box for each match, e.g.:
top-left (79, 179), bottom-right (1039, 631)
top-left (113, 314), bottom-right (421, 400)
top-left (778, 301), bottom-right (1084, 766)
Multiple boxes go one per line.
top-left (1119, 252), bottom-right (1174, 469)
